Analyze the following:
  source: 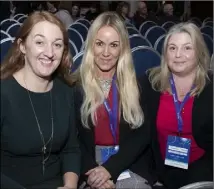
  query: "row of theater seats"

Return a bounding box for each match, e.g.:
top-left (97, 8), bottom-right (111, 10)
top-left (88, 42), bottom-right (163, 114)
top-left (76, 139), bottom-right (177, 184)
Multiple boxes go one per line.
top-left (1, 14), bottom-right (213, 78)
top-left (0, 14), bottom-right (214, 189)
top-left (1, 13), bottom-right (213, 57)
top-left (67, 17), bottom-right (213, 57)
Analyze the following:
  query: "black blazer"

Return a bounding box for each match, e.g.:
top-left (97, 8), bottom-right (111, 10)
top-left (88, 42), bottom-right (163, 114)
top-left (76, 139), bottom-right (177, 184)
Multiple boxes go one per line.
top-left (140, 72), bottom-right (213, 189)
top-left (74, 83), bottom-right (157, 185)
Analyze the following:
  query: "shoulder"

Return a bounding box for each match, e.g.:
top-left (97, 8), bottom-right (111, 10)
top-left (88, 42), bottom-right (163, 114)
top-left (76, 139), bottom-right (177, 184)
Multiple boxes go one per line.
top-left (54, 78), bottom-right (76, 102)
top-left (1, 77), bottom-right (17, 107)
top-left (137, 71), bottom-right (151, 91)
top-left (73, 83), bottom-right (84, 105)
top-left (1, 77), bottom-right (16, 96)
top-left (55, 77), bottom-right (75, 93)
top-left (204, 71), bottom-right (213, 93)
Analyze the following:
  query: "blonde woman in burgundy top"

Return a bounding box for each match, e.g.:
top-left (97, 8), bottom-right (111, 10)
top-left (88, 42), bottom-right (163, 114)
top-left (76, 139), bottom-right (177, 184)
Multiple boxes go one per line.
top-left (141, 22), bottom-right (213, 189)
top-left (74, 12), bottom-right (155, 189)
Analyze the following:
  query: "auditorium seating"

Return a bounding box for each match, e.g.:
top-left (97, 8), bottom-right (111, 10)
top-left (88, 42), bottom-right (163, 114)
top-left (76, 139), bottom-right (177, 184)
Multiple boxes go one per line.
top-left (1, 13), bottom-right (213, 75)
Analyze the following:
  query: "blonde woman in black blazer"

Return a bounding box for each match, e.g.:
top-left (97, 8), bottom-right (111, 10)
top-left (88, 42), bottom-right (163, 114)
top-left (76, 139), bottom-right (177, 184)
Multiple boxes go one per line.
top-left (140, 22), bottom-right (213, 189)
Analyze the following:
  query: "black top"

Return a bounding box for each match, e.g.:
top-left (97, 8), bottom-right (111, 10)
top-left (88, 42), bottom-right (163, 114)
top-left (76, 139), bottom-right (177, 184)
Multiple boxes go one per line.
top-left (140, 72), bottom-right (213, 189)
top-left (74, 82), bottom-right (157, 185)
top-left (1, 77), bottom-right (80, 189)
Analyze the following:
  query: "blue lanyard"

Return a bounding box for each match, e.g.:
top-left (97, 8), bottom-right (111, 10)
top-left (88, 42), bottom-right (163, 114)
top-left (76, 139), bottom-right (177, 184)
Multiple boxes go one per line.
top-left (169, 75), bottom-right (193, 135)
top-left (103, 75), bottom-right (118, 144)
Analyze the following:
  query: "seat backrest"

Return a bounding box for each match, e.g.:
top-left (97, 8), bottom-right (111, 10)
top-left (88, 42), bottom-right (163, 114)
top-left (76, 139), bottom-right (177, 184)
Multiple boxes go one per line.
top-left (76, 19), bottom-right (91, 29)
top-left (69, 39), bottom-right (78, 57)
top-left (0, 19), bottom-right (19, 32)
top-left (131, 46), bottom-right (161, 78)
top-left (1, 38), bottom-right (14, 63)
top-left (202, 33), bottom-right (213, 56)
top-left (179, 181), bottom-right (213, 189)
top-left (203, 17), bottom-right (213, 25)
top-left (139, 20), bottom-right (157, 36)
top-left (127, 27), bottom-right (140, 35)
top-left (6, 23), bottom-right (21, 37)
top-left (162, 21), bottom-right (175, 31)
top-left (69, 23), bottom-right (88, 41)
top-left (1, 30), bottom-right (12, 39)
top-left (154, 34), bottom-right (166, 55)
top-left (13, 13), bottom-right (25, 20)
top-left (72, 51), bottom-right (84, 72)
top-left (145, 26), bottom-right (166, 47)
top-left (129, 34), bottom-right (152, 49)
top-left (203, 21), bottom-right (213, 28)
top-left (68, 28), bottom-right (83, 52)
top-left (17, 15), bottom-right (27, 23)
top-left (201, 26), bottom-right (213, 39)
top-left (189, 17), bottom-right (202, 27)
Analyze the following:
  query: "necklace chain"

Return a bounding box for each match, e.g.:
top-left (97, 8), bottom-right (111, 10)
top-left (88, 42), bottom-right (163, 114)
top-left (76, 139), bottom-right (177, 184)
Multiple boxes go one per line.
top-left (24, 79), bottom-right (54, 175)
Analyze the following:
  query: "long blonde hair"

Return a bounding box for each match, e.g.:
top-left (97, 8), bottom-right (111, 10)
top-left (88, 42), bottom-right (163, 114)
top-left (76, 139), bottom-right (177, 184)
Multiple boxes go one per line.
top-left (79, 11), bottom-right (144, 129)
top-left (149, 22), bottom-right (210, 96)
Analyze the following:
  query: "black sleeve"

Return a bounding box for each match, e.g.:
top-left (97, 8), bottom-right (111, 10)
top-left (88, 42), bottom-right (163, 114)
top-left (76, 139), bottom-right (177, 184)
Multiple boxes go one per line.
top-left (61, 89), bottom-right (81, 176)
top-left (102, 122), bottom-right (151, 182)
top-left (195, 76), bottom-right (213, 152)
top-left (1, 92), bottom-right (25, 189)
top-left (102, 75), bottom-right (151, 182)
top-left (79, 138), bottom-right (98, 174)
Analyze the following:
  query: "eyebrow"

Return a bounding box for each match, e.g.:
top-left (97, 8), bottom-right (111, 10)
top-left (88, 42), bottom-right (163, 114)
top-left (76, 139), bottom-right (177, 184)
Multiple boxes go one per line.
top-left (34, 34), bottom-right (63, 41)
top-left (95, 39), bottom-right (120, 43)
top-left (168, 42), bottom-right (192, 46)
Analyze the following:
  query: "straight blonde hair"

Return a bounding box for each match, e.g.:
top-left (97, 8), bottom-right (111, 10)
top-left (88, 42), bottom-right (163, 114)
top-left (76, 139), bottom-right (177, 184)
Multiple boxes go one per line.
top-left (149, 22), bottom-right (210, 96)
top-left (78, 11), bottom-right (144, 129)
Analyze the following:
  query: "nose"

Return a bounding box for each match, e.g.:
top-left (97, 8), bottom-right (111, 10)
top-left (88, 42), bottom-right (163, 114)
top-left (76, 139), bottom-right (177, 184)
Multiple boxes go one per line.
top-left (44, 44), bottom-right (54, 59)
top-left (175, 48), bottom-right (182, 58)
top-left (102, 46), bottom-right (110, 57)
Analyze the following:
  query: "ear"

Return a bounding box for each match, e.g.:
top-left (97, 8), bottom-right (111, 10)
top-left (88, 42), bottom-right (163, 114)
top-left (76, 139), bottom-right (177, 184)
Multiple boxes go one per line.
top-left (17, 38), bottom-right (26, 54)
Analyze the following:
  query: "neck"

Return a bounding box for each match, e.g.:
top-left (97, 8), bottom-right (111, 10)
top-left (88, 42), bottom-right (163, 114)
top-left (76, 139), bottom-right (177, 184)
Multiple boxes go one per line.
top-left (172, 71), bottom-right (195, 93)
top-left (20, 67), bottom-right (53, 93)
top-left (172, 71), bottom-right (195, 83)
top-left (96, 68), bottom-right (116, 80)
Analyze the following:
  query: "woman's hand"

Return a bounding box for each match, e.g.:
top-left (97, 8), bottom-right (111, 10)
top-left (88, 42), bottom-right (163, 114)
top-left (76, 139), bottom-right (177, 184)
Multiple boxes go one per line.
top-left (97, 179), bottom-right (115, 189)
top-left (85, 166), bottom-right (111, 188)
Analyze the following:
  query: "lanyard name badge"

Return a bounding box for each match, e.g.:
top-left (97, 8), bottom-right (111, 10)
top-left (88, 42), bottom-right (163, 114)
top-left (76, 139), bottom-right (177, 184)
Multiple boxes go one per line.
top-left (101, 74), bottom-right (119, 164)
top-left (165, 75), bottom-right (192, 169)
top-left (101, 75), bottom-right (131, 180)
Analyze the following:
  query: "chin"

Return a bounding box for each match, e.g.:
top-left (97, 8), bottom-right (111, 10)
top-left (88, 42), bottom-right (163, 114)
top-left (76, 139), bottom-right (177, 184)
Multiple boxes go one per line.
top-left (99, 66), bottom-right (114, 73)
top-left (171, 66), bottom-right (187, 73)
top-left (37, 69), bottom-right (56, 78)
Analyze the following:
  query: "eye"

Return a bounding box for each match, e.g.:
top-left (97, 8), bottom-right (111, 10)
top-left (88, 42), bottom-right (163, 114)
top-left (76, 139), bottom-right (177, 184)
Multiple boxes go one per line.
top-left (95, 41), bottom-right (103, 46)
top-left (169, 46), bottom-right (176, 51)
top-left (36, 41), bottom-right (43, 45)
top-left (185, 46), bottom-right (192, 50)
top-left (111, 43), bottom-right (118, 48)
top-left (54, 43), bottom-right (62, 48)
